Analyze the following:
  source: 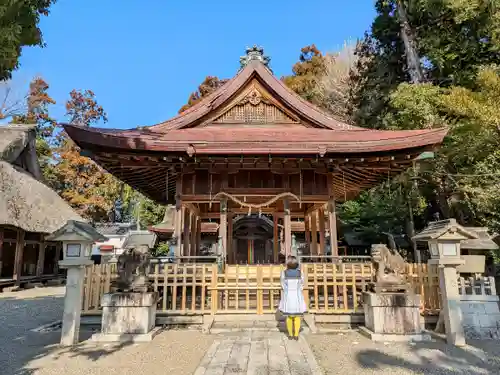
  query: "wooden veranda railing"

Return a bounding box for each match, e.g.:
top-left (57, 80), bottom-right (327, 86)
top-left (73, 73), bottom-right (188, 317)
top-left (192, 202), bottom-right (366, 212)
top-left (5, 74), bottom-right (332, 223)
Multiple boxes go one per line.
top-left (81, 261), bottom-right (442, 315)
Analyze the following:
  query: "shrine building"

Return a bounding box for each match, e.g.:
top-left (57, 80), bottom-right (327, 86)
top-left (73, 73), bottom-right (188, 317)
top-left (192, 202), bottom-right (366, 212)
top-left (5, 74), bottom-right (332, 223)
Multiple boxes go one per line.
top-left (64, 46), bottom-right (447, 265)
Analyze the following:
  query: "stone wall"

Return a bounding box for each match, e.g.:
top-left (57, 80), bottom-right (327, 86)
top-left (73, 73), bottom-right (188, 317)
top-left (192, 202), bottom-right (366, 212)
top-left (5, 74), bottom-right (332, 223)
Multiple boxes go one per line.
top-left (460, 295), bottom-right (500, 339)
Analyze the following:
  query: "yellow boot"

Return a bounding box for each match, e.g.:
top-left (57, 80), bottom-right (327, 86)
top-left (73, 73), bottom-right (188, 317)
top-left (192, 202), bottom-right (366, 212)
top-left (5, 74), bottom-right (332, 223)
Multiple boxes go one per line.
top-left (293, 316), bottom-right (301, 339)
top-left (286, 316), bottom-right (294, 338)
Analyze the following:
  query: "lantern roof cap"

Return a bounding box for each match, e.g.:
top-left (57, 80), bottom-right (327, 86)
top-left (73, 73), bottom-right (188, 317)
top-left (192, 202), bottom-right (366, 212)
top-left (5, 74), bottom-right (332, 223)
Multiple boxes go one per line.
top-left (46, 220), bottom-right (108, 242)
top-left (413, 219), bottom-right (478, 242)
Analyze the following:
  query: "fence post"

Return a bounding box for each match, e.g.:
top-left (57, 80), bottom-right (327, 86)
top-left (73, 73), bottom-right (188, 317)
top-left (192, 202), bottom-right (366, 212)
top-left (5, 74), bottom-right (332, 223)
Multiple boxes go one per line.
top-left (301, 264), bottom-right (309, 310)
top-left (210, 264), bottom-right (218, 315)
top-left (257, 266), bottom-right (263, 314)
top-left (489, 276), bottom-right (497, 296)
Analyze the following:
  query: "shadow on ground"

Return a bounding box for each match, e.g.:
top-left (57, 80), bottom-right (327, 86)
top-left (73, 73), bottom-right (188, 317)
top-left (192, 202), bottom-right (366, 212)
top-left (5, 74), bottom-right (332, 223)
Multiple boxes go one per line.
top-left (356, 338), bottom-right (500, 374)
top-left (0, 291), bottom-right (137, 375)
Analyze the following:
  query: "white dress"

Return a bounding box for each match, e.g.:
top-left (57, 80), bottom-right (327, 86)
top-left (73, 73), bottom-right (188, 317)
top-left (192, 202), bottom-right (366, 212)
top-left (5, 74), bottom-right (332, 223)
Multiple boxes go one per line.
top-left (279, 270), bottom-right (307, 315)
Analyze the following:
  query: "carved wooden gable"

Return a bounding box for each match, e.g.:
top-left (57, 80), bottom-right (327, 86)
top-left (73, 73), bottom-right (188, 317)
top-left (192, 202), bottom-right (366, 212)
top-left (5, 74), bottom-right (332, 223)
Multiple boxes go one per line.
top-left (203, 80), bottom-right (303, 127)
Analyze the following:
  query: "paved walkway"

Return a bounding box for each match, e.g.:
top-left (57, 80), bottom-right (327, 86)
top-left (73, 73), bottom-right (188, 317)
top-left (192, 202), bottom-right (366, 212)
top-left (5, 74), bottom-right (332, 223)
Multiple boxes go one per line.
top-left (194, 331), bottom-right (322, 375)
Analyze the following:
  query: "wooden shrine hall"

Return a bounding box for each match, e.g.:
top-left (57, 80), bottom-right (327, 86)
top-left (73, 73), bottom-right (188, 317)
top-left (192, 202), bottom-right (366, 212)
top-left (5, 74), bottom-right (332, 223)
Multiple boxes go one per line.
top-left (64, 46), bottom-right (447, 265)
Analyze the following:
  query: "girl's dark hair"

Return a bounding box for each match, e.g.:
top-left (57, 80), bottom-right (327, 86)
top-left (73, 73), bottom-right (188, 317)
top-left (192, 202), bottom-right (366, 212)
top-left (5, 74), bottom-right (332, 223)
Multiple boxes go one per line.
top-left (286, 256), bottom-right (299, 269)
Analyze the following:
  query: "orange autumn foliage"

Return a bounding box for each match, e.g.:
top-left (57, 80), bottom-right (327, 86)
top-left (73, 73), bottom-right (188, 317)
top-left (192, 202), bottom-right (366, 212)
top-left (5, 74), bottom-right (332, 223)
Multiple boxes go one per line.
top-left (52, 89), bottom-right (120, 222)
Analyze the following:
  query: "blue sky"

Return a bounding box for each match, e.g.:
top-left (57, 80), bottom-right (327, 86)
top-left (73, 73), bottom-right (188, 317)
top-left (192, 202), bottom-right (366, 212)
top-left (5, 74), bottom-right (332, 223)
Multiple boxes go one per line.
top-left (13, 0), bottom-right (376, 129)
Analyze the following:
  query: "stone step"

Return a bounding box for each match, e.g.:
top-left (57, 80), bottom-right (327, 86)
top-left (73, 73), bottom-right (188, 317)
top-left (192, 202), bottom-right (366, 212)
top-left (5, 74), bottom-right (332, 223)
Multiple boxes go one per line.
top-left (209, 319), bottom-right (311, 334)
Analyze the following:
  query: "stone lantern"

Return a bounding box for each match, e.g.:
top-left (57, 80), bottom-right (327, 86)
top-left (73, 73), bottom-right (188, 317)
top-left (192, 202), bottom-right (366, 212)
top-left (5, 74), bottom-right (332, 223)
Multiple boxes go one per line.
top-left (413, 219), bottom-right (478, 346)
top-left (46, 220), bottom-right (107, 346)
top-left (415, 219), bottom-right (477, 267)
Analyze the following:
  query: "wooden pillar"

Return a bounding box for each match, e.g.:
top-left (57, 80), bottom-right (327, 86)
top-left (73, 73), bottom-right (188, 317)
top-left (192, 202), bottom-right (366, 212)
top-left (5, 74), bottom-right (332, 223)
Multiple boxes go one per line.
top-left (219, 199), bottom-right (228, 261)
top-left (0, 228), bottom-right (4, 277)
top-left (174, 200), bottom-right (182, 258)
top-left (36, 234), bottom-right (46, 277)
top-left (327, 173), bottom-right (339, 256)
top-left (318, 207), bottom-right (326, 255)
top-left (196, 217), bottom-right (202, 256)
top-left (273, 215), bottom-right (279, 263)
top-left (53, 243), bottom-right (62, 275)
top-left (182, 206), bottom-right (189, 256)
top-left (13, 229), bottom-right (25, 283)
top-left (328, 200), bottom-right (339, 256)
top-left (247, 239), bottom-right (253, 264)
top-left (190, 212), bottom-right (197, 257)
top-left (311, 211), bottom-right (318, 255)
top-left (182, 207), bottom-right (189, 256)
top-left (304, 215), bottom-right (311, 255)
top-left (284, 199), bottom-right (292, 258)
top-left (227, 212), bottom-right (233, 263)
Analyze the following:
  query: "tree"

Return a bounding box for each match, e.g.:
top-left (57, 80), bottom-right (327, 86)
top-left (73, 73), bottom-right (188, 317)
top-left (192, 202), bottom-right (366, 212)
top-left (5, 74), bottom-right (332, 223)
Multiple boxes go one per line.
top-left (395, 0), bottom-right (424, 83)
top-left (0, 1), bottom-right (56, 81)
top-left (135, 195), bottom-right (166, 229)
top-left (312, 42), bottom-right (357, 122)
top-left (66, 89), bottom-right (108, 125)
top-left (348, 1), bottom-right (410, 128)
top-left (381, 66), bottom-right (500, 230)
top-left (282, 45), bottom-right (328, 107)
top-left (52, 89), bottom-right (119, 221)
top-left (345, 0), bottom-right (500, 247)
top-left (10, 77), bottom-right (56, 135)
top-left (350, 0), bottom-right (500, 128)
top-left (178, 76), bottom-right (228, 113)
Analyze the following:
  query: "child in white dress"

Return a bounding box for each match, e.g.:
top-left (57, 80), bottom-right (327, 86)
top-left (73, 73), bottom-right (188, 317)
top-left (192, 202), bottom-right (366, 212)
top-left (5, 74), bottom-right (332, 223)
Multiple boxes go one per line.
top-left (279, 256), bottom-right (307, 339)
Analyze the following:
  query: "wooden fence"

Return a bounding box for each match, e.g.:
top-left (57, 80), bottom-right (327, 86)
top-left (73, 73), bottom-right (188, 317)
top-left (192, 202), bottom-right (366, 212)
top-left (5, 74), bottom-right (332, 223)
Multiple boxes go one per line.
top-left (405, 263), bottom-right (441, 314)
top-left (82, 262), bottom-right (441, 315)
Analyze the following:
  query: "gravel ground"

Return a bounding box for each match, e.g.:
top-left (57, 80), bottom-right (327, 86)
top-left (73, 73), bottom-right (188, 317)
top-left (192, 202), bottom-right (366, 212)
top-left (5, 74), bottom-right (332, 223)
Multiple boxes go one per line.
top-left (307, 331), bottom-right (500, 375)
top-left (0, 287), bottom-right (214, 375)
top-left (0, 286), bottom-right (66, 375)
top-left (4, 287), bottom-right (500, 375)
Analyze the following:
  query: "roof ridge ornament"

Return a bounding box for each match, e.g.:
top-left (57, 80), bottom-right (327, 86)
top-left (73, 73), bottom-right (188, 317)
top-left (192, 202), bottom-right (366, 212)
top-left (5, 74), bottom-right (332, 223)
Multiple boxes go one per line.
top-left (240, 45), bottom-right (271, 71)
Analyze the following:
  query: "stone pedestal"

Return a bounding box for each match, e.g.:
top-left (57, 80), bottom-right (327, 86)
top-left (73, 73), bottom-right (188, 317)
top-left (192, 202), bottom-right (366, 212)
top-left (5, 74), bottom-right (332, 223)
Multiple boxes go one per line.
top-left (360, 292), bottom-right (430, 342)
top-left (91, 292), bottom-right (159, 343)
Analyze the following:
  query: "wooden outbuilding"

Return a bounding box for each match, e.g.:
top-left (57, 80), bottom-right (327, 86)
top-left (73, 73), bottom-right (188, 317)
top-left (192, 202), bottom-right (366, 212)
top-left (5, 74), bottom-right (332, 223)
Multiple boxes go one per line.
top-left (0, 125), bottom-right (82, 287)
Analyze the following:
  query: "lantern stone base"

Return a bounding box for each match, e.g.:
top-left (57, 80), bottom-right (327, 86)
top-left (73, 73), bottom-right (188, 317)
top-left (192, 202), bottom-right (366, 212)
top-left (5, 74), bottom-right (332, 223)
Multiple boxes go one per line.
top-left (361, 292), bottom-right (431, 342)
top-left (91, 292), bottom-right (159, 343)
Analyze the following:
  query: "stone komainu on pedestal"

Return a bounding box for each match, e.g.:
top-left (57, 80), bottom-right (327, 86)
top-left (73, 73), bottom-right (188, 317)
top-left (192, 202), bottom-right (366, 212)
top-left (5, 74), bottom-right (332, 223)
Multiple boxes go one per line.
top-left (93, 244), bottom-right (159, 343)
top-left (370, 244), bottom-right (410, 293)
top-left (114, 244), bottom-right (151, 293)
top-left (361, 244), bottom-right (429, 342)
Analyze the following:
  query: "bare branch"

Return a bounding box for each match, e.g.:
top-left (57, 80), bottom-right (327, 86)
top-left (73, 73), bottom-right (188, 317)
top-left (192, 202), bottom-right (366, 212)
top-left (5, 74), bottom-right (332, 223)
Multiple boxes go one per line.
top-left (0, 80), bottom-right (28, 121)
top-left (314, 40), bottom-right (357, 123)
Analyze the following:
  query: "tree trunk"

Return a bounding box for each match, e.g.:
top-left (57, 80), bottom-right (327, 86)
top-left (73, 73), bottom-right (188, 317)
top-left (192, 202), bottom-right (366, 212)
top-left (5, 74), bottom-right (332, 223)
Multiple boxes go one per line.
top-left (396, 0), bottom-right (425, 83)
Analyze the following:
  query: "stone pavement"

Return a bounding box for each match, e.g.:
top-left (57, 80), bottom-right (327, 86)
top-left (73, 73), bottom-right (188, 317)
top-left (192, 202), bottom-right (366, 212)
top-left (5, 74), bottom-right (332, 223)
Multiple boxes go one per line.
top-left (194, 331), bottom-right (322, 375)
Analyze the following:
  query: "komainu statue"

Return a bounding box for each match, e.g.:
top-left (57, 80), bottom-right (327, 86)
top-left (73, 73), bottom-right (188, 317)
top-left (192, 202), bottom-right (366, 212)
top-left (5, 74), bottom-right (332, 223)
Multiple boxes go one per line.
top-left (370, 244), bottom-right (410, 293)
top-left (113, 244), bottom-right (151, 293)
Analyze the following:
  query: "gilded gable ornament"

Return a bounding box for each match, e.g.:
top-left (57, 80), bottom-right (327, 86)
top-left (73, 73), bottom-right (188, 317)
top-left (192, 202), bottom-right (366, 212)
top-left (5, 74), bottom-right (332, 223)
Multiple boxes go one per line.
top-left (238, 88), bottom-right (271, 106)
top-left (239, 46), bottom-right (271, 71)
top-left (213, 86), bottom-right (298, 124)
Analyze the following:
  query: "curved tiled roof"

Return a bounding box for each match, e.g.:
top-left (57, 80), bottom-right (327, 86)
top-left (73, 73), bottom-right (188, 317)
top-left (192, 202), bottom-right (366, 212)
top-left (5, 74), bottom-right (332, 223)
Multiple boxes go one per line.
top-left (64, 124), bottom-right (447, 155)
top-left (63, 58), bottom-right (447, 154)
top-left (147, 60), bottom-right (364, 131)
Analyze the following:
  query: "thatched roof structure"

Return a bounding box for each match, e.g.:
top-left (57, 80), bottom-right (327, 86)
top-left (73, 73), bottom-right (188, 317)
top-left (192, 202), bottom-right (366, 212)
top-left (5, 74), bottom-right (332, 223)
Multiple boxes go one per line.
top-left (0, 124), bottom-right (83, 233)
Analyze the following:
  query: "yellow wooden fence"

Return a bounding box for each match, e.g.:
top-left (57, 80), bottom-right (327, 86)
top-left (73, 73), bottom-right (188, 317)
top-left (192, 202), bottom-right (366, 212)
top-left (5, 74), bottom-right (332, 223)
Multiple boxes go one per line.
top-left (81, 262), bottom-right (441, 315)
